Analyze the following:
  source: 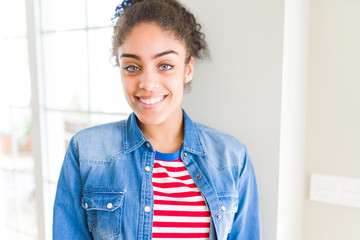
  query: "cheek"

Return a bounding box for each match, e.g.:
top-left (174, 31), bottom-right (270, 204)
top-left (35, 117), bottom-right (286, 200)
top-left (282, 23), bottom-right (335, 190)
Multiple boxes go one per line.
top-left (168, 69), bottom-right (187, 88)
top-left (166, 80), bottom-right (185, 98)
top-left (121, 77), bottom-right (136, 95)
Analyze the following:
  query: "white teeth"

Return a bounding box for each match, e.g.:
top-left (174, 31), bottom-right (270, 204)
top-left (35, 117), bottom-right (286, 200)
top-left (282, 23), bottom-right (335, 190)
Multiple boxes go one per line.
top-left (139, 96), bottom-right (164, 105)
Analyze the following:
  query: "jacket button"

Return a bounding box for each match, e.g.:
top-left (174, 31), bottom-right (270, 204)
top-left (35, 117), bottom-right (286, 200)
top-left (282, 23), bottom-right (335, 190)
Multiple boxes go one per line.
top-left (146, 142), bottom-right (151, 148)
top-left (196, 173), bottom-right (202, 179)
top-left (221, 206), bottom-right (226, 211)
top-left (144, 206), bottom-right (151, 212)
top-left (85, 202), bottom-right (89, 209)
top-left (233, 205), bottom-right (238, 211)
top-left (183, 152), bottom-right (188, 158)
top-left (107, 203), bottom-right (113, 209)
top-left (145, 166), bottom-right (151, 172)
top-left (216, 214), bottom-right (221, 220)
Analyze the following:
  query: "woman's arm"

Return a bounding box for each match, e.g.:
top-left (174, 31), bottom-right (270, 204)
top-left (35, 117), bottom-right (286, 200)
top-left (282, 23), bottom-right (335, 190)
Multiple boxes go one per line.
top-left (228, 149), bottom-right (261, 239)
top-left (53, 136), bottom-right (92, 239)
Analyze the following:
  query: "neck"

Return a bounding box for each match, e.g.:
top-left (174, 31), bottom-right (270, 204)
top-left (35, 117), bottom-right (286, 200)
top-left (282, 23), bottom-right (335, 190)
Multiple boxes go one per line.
top-left (137, 109), bottom-right (184, 153)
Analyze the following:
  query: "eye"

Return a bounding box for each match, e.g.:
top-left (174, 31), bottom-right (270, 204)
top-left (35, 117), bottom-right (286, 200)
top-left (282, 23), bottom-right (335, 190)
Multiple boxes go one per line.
top-left (124, 65), bottom-right (140, 72)
top-left (158, 64), bottom-right (174, 71)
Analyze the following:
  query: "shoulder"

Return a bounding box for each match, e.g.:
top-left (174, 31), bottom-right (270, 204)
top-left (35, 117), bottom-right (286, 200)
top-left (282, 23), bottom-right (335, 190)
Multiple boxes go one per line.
top-left (74, 120), bottom-right (125, 141)
top-left (71, 120), bottom-right (126, 161)
top-left (195, 122), bottom-right (245, 148)
top-left (194, 122), bottom-right (247, 168)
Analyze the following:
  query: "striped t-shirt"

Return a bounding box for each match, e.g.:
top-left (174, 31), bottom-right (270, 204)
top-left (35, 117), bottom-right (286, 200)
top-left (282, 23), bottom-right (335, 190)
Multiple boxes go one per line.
top-left (152, 148), bottom-right (211, 240)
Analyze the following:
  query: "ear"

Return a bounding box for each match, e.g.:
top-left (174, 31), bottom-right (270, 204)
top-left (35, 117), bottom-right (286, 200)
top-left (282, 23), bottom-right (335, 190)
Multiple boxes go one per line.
top-left (184, 56), bottom-right (194, 83)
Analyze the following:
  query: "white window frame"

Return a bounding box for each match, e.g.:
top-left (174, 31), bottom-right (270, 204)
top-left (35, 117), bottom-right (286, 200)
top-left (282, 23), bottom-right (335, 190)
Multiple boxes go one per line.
top-left (26, 0), bottom-right (46, 239)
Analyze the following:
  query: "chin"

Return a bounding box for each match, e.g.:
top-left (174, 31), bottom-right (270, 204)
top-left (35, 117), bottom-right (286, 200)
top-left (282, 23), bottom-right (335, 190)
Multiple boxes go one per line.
top-left (134, 111), bottom-right (167, 126)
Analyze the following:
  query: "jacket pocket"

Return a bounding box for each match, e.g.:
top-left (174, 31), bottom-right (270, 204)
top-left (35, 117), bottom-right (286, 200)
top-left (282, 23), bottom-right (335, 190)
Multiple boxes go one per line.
top-left (81, 190), bottom-right (125, 239)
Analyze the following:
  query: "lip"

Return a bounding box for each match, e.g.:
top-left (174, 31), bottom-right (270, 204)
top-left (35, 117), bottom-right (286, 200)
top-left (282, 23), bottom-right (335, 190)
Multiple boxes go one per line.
top-left (135, 95), bottom-right (168, 109)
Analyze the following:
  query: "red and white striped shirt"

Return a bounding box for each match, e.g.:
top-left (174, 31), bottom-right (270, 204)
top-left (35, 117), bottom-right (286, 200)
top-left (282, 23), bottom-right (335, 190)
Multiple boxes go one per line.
top-left (152, 150), bottom-right (210, 240)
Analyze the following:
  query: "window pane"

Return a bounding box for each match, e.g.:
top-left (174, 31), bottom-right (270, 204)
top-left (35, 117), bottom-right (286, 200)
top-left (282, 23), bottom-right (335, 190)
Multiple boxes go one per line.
top-left (0, 108), bottom-right (37, 240)
top-left (0, 38), bottom-right (31, 108)
top-left (88, 28), bottom-right (131, 113)
top-left (40, 0), bottom-right (86, 31)
top-left (43, 182), bottom-right (57, 240)
top-left (0, 0), bottom-right (27, 38)
top-left (42, 31), bottom-right (88, 111)
top-left (87, 0), bottom-right (118, 27)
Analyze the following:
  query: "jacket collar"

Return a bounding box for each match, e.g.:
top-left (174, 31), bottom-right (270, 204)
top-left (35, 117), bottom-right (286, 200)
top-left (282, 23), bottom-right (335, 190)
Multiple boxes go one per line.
top-left (182, 110), bottom-right (206, 156)
top-left (124, 109), bottom-right (205, 156)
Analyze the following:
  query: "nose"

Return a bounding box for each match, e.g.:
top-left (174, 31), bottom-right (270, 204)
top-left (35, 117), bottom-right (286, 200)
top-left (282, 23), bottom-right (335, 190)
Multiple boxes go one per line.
top-left (139, 69), bottom-right (159, 91)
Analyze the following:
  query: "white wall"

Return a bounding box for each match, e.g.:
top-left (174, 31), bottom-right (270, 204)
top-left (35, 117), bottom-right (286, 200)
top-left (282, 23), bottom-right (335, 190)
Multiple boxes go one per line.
top-left (303, 0), bottom-right (360, 239)
top-left (181, 1), bottom-right (285, 239)
top-left (182, 1), bottom-right (360, 240)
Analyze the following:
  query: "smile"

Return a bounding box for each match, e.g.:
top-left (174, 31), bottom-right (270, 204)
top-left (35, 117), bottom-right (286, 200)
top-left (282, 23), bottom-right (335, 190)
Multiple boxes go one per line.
top-left (137, 95), bottom-right (167, 105)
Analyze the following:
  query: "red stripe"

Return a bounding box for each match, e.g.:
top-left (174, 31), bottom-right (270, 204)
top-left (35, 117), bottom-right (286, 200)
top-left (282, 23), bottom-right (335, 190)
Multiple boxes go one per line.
top-left (153, 181), bottom-right (197, 189)
top-left (154, 199), bottom-right (206, 206)
top-left (154, 210), bottom-right (211, 217)
top-left (153, 191), bottom-right (201, 198)
top-left (153, 172), bottom-right (192, 180)
top-left (152, 232), bottom-right (209, 238)
top-left (153, 221), bottom-right (210, 228)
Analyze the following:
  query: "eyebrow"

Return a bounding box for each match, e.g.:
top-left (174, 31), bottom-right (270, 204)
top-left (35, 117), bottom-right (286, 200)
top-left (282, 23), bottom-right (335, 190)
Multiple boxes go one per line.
top-left (120, 50), bottom-right (179, 60)
top-left (153, 50), bottom-right (179, 59)
top-left (120, 53), bottom-right (140, 60)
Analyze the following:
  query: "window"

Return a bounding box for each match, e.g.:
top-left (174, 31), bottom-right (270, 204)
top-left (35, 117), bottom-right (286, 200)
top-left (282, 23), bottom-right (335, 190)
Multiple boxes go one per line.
top-left (0, 0), bottom-right (37, 239)
top-left (0, 0), bottom-right (131, 239)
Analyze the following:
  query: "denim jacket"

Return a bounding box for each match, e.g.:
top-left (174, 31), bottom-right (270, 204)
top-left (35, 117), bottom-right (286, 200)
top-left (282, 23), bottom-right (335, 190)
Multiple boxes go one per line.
top-left (53, 110), bottom-right (261, 240)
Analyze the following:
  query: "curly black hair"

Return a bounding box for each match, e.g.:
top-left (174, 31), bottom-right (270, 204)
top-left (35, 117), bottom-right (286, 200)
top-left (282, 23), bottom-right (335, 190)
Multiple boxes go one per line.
top-left (111, 0), bottom-right (209, 66)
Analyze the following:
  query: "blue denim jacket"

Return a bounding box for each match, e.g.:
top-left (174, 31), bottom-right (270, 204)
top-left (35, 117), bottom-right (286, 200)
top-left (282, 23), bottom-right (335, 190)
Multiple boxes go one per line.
top-left (53, 110), bottom-right (261, 240)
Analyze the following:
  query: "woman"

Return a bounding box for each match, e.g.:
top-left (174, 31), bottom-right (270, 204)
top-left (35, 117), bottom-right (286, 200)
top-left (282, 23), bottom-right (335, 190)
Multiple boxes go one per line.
top-left (53, 0), bottom-right (261, 239)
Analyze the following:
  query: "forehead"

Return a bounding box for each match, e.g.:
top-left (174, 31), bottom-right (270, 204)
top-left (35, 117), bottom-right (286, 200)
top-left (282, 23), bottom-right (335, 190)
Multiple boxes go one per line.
top-left (118, 22), bottom-right (187, 58)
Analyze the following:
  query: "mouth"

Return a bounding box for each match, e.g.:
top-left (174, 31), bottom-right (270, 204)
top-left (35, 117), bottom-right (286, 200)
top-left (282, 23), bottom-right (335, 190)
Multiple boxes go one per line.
top-left (136, 95), bottom-right (168, 107)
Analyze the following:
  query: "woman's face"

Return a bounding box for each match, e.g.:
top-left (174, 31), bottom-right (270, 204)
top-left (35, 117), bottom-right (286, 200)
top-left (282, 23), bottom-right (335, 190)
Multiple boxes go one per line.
top-left (118, 22), bottom-right (193, 127)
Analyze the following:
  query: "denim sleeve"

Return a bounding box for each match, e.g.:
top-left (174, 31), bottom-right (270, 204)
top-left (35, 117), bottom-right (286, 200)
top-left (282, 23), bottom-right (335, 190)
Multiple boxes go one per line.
top-left (228, 148), bottom-right (262, 240)
top-left (53, 136), bottom-right (92, 239)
